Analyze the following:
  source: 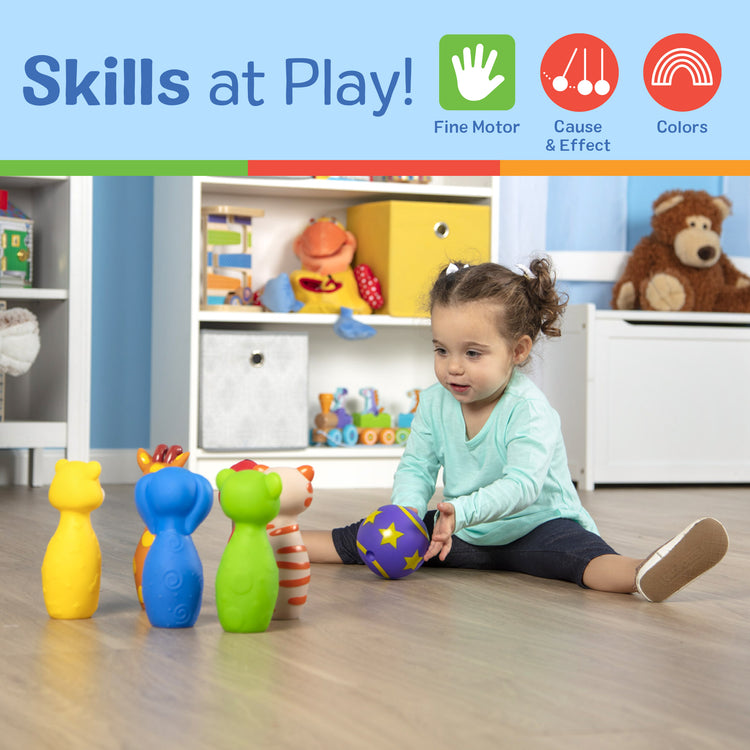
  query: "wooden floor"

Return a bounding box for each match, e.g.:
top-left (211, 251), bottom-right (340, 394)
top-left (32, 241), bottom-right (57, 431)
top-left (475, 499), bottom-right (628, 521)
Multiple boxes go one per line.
top-left (0, 481), bottom-right (748, 749)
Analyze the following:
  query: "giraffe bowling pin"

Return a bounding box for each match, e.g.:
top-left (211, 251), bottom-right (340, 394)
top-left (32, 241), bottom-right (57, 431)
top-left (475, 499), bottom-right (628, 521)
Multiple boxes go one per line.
top-left (263, 465), bottom-right (314, 619)
top-left (215, 468), bottom-right (282, 633)
top-left (41, 460), bottom-right (104, 620)
top-left (135, 467), bottom-right (213, 628)
top-left (133, 444), bottom-right (190, 608)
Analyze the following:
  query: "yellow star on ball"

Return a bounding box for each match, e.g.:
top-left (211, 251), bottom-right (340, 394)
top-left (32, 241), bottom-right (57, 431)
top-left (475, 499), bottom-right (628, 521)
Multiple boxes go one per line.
top-left (403, 550), bottom-right (424, 570)
top-left (379, 522), bottom-right (404, 548)
top-left (362, 509), bottom-right (382, 525)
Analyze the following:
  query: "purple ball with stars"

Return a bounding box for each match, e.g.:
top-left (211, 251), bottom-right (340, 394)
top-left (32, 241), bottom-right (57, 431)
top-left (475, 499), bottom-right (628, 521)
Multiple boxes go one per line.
top-left (356, 505), bottom-right (430, 579)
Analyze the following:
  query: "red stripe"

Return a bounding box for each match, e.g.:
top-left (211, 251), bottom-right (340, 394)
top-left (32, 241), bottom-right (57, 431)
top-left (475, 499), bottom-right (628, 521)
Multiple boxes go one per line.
top-left (278, 545), bottom-right (307, 554)
top-left (247, 160), bottom-right (500, 176)
top-left (280, 576), bottom-right (311, 587)
top-left (278, 561), bottom-right (311, 570)
top-left (287, 596), bottom-right (307, 605)
top-left (268, 524), bottom-right (299, 536)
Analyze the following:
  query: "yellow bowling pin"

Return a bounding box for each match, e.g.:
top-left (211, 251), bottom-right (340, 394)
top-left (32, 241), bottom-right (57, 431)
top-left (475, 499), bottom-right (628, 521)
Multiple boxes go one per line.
top-left (41, 459), bottom-right (104, 619)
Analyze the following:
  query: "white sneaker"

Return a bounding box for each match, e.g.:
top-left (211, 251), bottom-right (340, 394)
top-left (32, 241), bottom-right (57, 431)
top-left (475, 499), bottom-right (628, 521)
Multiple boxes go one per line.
top-left (635, 518), bottom-right (728, 603)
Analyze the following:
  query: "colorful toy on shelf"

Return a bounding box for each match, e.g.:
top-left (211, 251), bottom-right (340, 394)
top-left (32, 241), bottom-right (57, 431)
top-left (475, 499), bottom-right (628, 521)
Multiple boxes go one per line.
top-left (311, 388), bottom-right (418, 447)
top-left (331, 387), bottom-right (354, 431)
top-left (353, 387), bottom-right (395, 445)
top-left (215, 467), bottom-right (282, 633)
top-left (41, 460), bottom-right (104, 619)
top-left (260, 272), bottom-right (304, 313)
top-left (0, 306), bottom-right (40, 377)
top-left (201, 205), bottom-right (264, 309)
top-left (333, 306), bottom-right (376, 339)
top-left (0, 189), bottom-right (33, 289)
top-left (132, 444), bottom-right (190, 609)
top-left (135, 467), bottom-right (213, 628)
top-left (311, 392), bottom-right (347, 446)
top-left (397, 389), bottom-right (420, 429)
top-left (290, 217), bottom-right (370, 315)
top-left (611, 189), bottom-right (750, 312)
top-left (356, 505), bottom-right (430, 579)
top-left (259, 216), bottom-right (384, 339)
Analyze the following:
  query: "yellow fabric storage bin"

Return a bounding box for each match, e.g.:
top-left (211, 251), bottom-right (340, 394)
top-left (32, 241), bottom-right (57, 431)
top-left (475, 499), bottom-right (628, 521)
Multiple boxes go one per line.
top-left (347, 200), bottom-right (490, 317)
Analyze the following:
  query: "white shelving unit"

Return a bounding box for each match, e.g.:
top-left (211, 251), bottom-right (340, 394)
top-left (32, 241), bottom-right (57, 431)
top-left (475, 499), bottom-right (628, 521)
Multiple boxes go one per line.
top-left (533, 304), bottom-right (750, 490)
top-left (151, 176), bottom-right (499, 488)
top-left (0, 176), bottom-right (92, 485)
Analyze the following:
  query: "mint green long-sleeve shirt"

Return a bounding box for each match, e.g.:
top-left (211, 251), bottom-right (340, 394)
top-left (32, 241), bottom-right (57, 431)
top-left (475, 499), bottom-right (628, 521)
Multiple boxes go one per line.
top-left (391, 371), bottom-right (598, 546)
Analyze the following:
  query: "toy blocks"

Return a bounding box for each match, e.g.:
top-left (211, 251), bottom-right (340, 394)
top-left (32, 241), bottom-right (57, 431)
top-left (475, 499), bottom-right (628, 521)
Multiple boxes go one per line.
top-left (201, 205), bottom-right (264, 309)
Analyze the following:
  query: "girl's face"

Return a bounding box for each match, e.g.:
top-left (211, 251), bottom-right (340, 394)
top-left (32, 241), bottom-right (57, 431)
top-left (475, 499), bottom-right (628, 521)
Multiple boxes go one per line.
top-left (431, 302), bottom-right (531, 412)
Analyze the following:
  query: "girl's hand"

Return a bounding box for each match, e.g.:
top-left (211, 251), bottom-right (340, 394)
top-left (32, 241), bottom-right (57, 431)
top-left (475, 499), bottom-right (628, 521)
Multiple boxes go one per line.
top-left (424, 502), bottom-right (456, 562)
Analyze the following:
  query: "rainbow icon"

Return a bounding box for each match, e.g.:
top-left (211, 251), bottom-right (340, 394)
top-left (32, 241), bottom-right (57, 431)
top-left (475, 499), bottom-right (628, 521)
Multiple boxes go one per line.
top-left (650, 47), bottom-right (714, 87)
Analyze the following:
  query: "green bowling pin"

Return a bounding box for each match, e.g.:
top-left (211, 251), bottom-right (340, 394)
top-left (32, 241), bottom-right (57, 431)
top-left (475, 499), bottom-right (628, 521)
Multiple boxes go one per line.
top-left (215, 468), bottom-right (282, 633)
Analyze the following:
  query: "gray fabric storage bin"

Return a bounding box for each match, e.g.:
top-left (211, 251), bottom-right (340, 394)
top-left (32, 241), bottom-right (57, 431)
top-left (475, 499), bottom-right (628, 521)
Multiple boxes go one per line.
top-left (199, 330), bottom-right (308, 450)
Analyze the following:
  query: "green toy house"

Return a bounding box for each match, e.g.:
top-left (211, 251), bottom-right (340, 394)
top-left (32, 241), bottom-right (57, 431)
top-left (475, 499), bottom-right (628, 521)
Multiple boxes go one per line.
top-left (0, 191), bottom-right (33, 288)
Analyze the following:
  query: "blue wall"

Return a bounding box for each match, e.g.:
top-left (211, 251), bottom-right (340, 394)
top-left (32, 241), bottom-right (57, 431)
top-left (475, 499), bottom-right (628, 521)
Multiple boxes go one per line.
top-left (89, 175), bottom-right (747, 449)
top-left (547, 175), bottom-right (733, 308)
top-left (91, 177), bottom-right (153, 450)
top-left (625, 176), bottom-right (725, 249)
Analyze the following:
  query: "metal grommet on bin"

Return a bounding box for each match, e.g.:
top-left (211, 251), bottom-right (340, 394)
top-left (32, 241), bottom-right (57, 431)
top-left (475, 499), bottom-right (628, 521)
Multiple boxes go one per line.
top-left (433, 221), bottom-right (450, 239)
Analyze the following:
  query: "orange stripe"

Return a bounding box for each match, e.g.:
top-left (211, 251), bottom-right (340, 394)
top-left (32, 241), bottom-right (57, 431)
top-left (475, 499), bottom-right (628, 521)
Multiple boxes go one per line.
top-left (268, 524), bottom-right (299, 536)
top-left (278, 545), bottom-right (307, 554)
top-left (280, 576), bottom-right (311, 587)
top-left (278, 561), bottom-right (311, 570)
top-left (498, 160), bottom-right (750, 176)
top-left (287, 596), bottom-right (307, 605)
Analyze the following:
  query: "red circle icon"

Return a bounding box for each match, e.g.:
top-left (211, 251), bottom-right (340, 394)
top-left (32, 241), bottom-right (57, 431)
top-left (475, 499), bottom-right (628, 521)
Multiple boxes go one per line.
top-left (644, 34), bottom-right (721, 111)
top-left (540, 34), bottom-right (618, 111)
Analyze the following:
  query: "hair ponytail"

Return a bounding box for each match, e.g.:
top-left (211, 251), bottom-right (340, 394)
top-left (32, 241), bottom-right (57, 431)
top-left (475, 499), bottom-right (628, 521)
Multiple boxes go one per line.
top-left (429, 257), bottom-right (567, 345)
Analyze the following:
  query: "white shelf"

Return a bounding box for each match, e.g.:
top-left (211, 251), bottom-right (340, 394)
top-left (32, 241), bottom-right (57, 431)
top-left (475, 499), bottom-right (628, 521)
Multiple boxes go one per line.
top-left (202, 176), bottom-right (494, 201)
top-left (198, 309), bottom-right (431, 327)
top-left (151, 175), bottom-right (498, 488)
top-left (0, 288), bottom-right (69, 301)
top-left (195, 444), bottom-right (404, 461)
top-left (193, 445), bottom-right (406, 490)
top-left (0, 421), bottom-right (66, 449)
top-left (0, 176), bottom-right (92, 483)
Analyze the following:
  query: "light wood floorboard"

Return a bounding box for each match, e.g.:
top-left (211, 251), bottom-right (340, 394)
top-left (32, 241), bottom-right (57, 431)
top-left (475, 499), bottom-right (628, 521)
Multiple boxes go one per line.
top-left (1, 482), bottom-right (748, 749)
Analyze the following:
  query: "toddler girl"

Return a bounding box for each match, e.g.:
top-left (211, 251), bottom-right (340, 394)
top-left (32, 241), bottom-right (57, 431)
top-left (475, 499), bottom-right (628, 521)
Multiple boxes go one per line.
top-left (305, 259), bottom-right (728, 601)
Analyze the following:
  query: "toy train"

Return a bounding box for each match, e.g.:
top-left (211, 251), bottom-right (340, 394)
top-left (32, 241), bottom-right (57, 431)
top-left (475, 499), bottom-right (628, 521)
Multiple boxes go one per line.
top-left (311, 387), bottom-right (419, 447)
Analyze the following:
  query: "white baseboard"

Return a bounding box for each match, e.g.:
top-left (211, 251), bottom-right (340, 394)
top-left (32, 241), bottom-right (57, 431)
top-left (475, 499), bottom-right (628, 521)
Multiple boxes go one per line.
top-left (1, 448), bottom-right (403, 489)
top-left (0, 448), bottom-right (143, 487)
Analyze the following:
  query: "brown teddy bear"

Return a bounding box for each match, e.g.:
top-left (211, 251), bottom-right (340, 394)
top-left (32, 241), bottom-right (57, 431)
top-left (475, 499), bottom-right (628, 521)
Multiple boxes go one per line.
top-left (611, 189), bottom-right (750, 312)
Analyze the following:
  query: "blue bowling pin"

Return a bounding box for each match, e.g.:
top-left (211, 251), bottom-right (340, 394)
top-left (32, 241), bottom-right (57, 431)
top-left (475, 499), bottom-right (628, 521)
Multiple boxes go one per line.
top-left (134, 467), bottom-right (213, 628)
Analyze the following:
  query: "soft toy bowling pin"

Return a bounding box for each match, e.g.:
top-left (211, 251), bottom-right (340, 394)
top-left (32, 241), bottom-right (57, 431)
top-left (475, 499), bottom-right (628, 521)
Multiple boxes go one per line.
top-left (41, 459), bottom-right (105, 619)
top-left (133, 444), bottom-right (190, 608)
top-left (215, 468), bottom-right (282, 633)
top-left (262, 465), bottom-right (314, 620)
top-left (135, 466), bottom-right (213, 628)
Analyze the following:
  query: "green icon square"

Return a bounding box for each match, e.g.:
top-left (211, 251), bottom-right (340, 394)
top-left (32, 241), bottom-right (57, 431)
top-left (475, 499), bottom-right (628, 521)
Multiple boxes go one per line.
top-left (439, 34), bottom-right (515, 110)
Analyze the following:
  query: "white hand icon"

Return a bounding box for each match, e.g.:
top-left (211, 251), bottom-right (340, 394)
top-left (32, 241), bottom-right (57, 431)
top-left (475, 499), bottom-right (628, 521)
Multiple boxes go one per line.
top-left (451, 44), bottom-right (505, 101)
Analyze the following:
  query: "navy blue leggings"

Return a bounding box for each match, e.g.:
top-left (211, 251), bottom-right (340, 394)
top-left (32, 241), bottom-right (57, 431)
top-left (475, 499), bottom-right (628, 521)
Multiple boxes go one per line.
top-left (332, 511), bottom-right (618, 588)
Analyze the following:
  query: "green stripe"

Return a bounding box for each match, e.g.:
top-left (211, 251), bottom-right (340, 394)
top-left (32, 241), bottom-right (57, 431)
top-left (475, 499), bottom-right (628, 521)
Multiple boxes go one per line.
top-left (0, 160), bottom-right (248, 176)
top-left (207, 230), bottom-right (242, 244)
